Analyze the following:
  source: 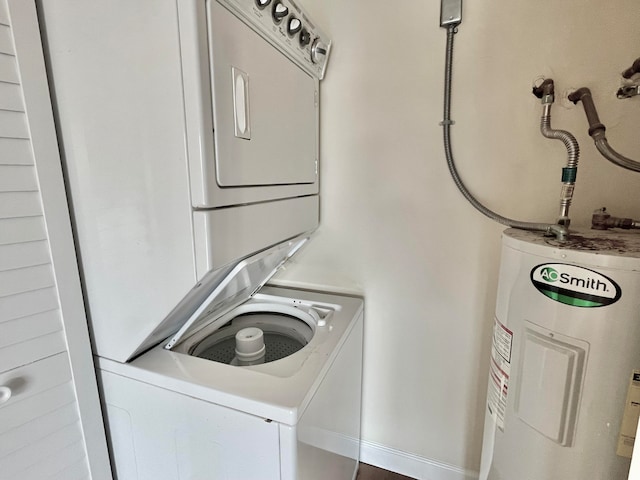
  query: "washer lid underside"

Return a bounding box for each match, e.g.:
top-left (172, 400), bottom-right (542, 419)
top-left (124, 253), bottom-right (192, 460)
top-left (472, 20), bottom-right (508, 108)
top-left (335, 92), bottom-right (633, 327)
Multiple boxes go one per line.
top-left (130, 234), bottom-right (309, 359)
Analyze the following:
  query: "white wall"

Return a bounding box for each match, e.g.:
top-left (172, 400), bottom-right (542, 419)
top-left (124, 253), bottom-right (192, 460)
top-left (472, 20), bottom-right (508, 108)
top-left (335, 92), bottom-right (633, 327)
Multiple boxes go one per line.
top-left (273, 0), bottom-right (640, 475)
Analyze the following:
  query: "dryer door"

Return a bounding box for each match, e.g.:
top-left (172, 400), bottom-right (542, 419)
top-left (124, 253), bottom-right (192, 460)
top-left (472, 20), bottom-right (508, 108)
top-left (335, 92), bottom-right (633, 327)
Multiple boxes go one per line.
top-left (209, 0), bottom-right (317, 187)
top-left (179, 0), bottom-right (324, 208)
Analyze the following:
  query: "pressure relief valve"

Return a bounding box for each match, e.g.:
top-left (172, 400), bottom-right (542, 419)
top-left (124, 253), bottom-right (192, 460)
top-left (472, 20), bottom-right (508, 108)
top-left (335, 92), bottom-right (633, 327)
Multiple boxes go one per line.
top-left (592, 208), bottom-right (640, 230)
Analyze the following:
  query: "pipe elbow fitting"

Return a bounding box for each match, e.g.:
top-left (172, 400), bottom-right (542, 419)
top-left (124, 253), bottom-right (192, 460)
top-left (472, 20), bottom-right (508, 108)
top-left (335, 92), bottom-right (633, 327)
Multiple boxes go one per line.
top-left (568, 87), bottom-right (591, 105)
top-left (546, 224), bottom-right (569, 241)
top-left (533, 79), bottom-right (555, 103)
top-left (622, 57), bottom-right (640, 79)
top-left (568, 87), bottom-right (606, 137)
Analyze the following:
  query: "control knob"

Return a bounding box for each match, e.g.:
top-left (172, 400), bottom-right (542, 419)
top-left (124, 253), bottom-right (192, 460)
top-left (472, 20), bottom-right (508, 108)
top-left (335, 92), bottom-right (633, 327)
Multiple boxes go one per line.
top-left (287, 17), bottom-right (302, 36)
top-left (311, 38), bottom-right (327, 64)
top-left (272, 1), bottom-right (288, 23)
top-left (299, 28), bottom-right (311, 47)
top-left (255, 0), bottom-right (271, 9)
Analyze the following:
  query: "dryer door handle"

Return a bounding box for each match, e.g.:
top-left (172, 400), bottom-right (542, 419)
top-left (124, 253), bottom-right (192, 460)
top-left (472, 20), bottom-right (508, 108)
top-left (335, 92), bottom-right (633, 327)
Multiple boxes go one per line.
top-left (232, 67), bottom-right (251, 140)
top-left (0, 386), bottom-right (12, 405)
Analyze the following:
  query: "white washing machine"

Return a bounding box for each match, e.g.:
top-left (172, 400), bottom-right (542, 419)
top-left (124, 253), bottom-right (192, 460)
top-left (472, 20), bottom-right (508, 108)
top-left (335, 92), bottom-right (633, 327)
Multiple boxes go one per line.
top-left (97, 236), bottom-right (364, 479)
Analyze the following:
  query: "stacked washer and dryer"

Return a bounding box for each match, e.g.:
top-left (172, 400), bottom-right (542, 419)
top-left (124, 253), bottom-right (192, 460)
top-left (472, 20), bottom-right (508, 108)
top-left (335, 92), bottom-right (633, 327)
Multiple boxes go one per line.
top-left (39, 0), bottom-right (363, 479)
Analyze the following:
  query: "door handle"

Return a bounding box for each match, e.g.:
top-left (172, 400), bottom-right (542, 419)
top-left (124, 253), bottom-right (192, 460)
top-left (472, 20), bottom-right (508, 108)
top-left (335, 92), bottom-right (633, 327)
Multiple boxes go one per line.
top-left (232, 67), bottom-right (251, 140)
top-left (0, 386), bottom-right (12, 405)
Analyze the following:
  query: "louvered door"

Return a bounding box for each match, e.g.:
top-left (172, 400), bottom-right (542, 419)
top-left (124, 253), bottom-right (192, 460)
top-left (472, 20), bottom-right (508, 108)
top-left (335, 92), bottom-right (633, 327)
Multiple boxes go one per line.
top-left (0, 1), bottom-right (111, 479)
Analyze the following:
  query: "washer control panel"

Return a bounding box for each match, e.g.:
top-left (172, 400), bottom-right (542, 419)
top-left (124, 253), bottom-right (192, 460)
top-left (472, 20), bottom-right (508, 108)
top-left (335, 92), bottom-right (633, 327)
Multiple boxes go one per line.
top-left (216, 0), bottom-right (331, 79)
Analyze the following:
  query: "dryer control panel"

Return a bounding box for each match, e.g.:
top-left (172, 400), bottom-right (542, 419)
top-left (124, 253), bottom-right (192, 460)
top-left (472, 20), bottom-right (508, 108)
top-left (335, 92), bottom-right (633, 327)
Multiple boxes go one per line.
top-left (216, 0), bottom-right (331, 79)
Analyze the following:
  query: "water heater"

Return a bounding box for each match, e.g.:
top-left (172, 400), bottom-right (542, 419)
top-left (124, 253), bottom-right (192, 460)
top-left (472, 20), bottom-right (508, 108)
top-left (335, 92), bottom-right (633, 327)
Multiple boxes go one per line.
top-left (480, 228), bottom-right (640, 480)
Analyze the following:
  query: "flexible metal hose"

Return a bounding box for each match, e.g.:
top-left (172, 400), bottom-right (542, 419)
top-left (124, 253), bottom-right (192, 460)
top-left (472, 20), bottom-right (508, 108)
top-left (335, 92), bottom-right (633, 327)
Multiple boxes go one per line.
top-left (540, 110), bottom-right (579, 169)
top-left (540, 104), bottom-right (579, 224)
top-left (441, 25), bottom-right (568, 240)
top-left (594, 138), bottom-right (640, 172)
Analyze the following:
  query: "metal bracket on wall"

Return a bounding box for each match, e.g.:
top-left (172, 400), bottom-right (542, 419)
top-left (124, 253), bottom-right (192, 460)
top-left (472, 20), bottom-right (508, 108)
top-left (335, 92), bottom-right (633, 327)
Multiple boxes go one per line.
top-left (617, 84), bottom-right (640, 99)
top-left (440, 0), bottom-right (462, 27)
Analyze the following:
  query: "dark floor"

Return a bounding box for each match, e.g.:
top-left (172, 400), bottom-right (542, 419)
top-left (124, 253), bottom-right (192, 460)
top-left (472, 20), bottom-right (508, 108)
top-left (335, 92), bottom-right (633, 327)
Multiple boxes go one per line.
top-left (357, 463), bottom-right (416, 480)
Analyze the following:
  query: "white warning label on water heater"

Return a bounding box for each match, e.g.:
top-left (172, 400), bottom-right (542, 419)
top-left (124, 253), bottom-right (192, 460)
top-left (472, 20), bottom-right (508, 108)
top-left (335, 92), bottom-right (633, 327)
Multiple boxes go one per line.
top-left (617, 370), bottom-right (640, 458)
top-left (487, 317), bottom-right (513, 431)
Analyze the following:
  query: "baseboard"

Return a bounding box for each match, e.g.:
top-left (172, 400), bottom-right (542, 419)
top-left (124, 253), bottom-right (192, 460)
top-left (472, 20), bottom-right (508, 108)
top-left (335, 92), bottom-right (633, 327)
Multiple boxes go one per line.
top-left (360, 439), bottom-right (479, 480)
top-left (299, 426), bottom-right (360, 459)
top-left (298, 426), bottom-right (479, 480)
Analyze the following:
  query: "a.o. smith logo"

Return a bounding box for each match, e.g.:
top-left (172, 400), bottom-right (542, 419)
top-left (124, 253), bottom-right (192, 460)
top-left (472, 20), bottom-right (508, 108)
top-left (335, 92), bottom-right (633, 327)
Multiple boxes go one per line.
top-left (530, 263), bottom-right (621, 308)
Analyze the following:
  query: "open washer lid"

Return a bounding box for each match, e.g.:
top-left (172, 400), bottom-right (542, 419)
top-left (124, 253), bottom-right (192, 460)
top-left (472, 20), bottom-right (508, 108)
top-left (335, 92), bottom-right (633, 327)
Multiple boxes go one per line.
top-left (129, 234), bottom-right (309, 360)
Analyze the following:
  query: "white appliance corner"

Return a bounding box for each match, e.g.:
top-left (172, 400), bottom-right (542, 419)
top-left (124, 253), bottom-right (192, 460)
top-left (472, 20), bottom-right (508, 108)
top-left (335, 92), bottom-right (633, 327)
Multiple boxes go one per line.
top-left (360, 439), bottom-right (478, 480)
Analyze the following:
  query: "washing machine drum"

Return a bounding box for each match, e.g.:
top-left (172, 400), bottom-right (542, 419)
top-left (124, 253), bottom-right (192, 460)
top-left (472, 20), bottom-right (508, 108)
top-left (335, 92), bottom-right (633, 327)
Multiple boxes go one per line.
top-left (189, 310), bottom-right (315, 366)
